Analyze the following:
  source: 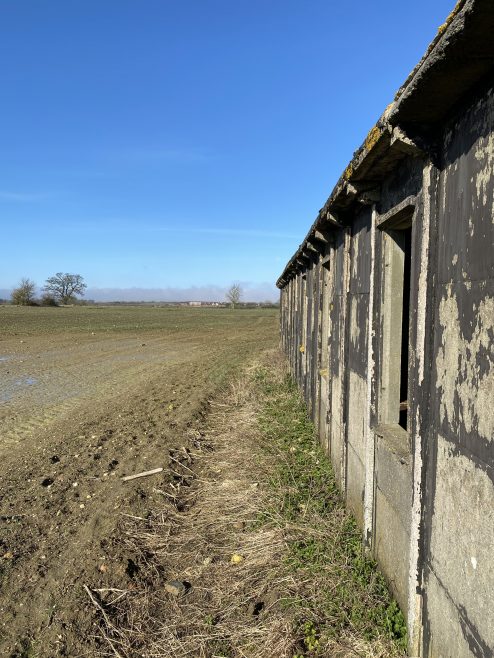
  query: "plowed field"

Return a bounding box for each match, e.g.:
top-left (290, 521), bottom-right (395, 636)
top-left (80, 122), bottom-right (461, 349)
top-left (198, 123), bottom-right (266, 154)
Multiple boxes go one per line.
top-left (0, 305), bottom-right (278, 656)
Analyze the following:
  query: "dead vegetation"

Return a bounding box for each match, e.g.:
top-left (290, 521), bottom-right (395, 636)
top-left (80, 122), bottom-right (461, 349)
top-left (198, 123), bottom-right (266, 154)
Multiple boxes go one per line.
top-left (82, 350), bottom-right (406, 658)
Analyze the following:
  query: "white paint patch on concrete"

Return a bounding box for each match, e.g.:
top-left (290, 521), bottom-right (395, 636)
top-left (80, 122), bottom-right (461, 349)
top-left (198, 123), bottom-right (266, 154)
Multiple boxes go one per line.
top-left (474, 130), bottom-right (494, 209)
top-left (350, 295), bottom-right (361, 348)
top-left (436, 287), bottom-right (494, 441)
top-left (430, 435), bottom-right (494, 649)
top-left (347, 370), bottom-right (367, 459)
top-left (363, 207), bottom-right (376, 543)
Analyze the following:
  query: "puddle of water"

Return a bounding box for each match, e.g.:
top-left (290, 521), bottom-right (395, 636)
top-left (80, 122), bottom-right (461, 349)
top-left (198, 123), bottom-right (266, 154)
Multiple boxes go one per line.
top-left (14, 377), bottom-right (38, 387)
top-left (0, 377), bottom-right (38, 404)
top-left (0, 356), bottom-right (10, 362)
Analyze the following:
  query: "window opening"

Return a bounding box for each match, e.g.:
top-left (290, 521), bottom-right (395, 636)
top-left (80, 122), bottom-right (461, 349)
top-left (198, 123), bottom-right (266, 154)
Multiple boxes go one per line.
top-left (379, 207), bottom-right (413, 434)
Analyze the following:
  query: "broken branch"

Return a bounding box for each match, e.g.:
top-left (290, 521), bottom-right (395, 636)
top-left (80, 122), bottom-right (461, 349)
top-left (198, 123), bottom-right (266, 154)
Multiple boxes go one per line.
top-left (121, 467), bottom-right (163, 482)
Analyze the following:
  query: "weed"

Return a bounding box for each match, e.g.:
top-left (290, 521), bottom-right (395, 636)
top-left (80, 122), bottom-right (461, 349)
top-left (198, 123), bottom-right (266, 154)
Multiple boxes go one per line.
top-left (301, 620), bottom-right (320, 652)
top-left (208, 638), bottom-right (234, 657)
top-left (253, 360), bottom-right (407, 654)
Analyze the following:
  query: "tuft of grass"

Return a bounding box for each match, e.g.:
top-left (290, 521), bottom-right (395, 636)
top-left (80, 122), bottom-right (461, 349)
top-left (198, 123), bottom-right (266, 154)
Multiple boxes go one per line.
top-left (253, 363), bottom-right (407, 654)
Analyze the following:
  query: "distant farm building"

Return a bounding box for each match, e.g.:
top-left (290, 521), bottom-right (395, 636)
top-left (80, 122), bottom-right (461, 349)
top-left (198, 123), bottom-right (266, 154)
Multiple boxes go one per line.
top-left (277, 2), bottom-right (494, 656)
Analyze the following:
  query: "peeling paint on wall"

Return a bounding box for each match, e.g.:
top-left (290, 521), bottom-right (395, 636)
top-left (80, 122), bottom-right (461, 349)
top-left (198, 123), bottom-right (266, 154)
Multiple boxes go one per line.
top-left (428, 435), bottom-right (494, 652)
top-left (474, 108), bottom-right (494, 211)
top-left (350, 296), bottom-right (361, 350)
top-left (277, 5), bottom-right (494, 655)
top-left (436, 287), bottom-right (494, 441)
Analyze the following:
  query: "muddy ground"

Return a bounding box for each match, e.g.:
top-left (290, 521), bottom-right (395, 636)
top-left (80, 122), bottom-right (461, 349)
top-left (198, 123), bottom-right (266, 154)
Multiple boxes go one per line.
top-left (0, 306), bottom-right (278, 657)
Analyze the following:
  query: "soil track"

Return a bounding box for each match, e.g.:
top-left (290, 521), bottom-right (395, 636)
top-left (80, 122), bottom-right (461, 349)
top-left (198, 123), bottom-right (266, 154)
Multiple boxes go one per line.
top-left (0, 306), bottom-right (278, 656)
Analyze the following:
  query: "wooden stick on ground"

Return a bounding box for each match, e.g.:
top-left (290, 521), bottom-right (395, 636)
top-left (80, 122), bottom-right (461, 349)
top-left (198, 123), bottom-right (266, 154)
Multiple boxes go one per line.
top-left (121, 467), bottom-right (163, 482)
top-left (169, 454), bottom-right (195, 475)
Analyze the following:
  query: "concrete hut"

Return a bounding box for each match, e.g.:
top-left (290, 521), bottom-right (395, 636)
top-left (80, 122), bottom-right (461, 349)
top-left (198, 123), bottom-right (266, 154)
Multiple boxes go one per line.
top-left (276, 2), bottom-right (494, 656)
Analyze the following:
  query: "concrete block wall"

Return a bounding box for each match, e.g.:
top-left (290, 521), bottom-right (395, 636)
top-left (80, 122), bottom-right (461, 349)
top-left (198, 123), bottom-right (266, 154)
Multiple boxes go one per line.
top-left (276, 3), bottom-right (494, 655)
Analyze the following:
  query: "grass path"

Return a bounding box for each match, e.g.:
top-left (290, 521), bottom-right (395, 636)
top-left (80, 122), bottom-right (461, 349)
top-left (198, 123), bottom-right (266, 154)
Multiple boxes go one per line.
top-left (84, 350), bottom-right (407, 657)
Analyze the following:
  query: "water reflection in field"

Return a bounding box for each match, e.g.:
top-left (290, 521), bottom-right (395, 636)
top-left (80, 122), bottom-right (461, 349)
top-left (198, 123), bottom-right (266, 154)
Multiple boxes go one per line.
top-left (0, 376), bottom-right (38, 403)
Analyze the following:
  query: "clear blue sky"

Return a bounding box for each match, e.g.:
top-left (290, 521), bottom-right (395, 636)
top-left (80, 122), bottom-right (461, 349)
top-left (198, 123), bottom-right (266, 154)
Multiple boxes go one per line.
top-left (1, 0), bottom-right (454, 301)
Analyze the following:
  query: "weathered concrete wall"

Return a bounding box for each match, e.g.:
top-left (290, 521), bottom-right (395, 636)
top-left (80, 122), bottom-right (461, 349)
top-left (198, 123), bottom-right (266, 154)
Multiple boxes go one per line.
top-left (317, 241), bottom-right (333, 454)
top-left (371, 156), bottom-right (425, 616)
top-left (373, 426), bottom-right (412, 616)
top-left (345, 208), bottom-right (372, 525)
top-left (329, 229), bottom-right (349, 489)
top-left (276, 4), bottom-right (494, 654)
top-left (421, 81), bottom-right (494, 658)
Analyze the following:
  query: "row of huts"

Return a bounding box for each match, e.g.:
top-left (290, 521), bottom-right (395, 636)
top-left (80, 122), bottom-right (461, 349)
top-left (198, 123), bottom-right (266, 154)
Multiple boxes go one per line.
top-left (277, 2), bottom-right (494, 656)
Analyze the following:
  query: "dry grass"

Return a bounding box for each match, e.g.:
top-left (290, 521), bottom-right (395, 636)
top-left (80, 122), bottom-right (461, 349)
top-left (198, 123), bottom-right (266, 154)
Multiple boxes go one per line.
top-left (84, 350), bottom-right (406, 658)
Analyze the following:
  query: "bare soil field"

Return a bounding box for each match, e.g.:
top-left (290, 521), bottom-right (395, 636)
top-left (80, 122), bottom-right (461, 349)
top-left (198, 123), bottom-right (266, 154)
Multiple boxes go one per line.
top-left (0, 305), bottom-right (278, 657)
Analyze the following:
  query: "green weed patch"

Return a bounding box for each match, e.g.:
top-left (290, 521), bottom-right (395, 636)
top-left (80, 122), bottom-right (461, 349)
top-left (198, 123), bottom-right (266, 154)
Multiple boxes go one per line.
top-left (253, 365), bottom-right (407, 655)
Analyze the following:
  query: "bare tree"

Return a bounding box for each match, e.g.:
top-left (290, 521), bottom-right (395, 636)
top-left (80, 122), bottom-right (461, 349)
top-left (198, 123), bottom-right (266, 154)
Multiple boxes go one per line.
top-left (226, 283), bottom-right (242, 309)
top-left (11, 278), bottom-right (37, 305)
top-left (43, 272), bottom-right (87, 304)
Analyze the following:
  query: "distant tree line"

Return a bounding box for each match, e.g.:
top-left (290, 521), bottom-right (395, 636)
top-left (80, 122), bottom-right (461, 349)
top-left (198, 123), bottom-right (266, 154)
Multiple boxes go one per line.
top-left (7, 277), bottom-right (278, 307)
top-left (10, 273), bottom-right (87, 306)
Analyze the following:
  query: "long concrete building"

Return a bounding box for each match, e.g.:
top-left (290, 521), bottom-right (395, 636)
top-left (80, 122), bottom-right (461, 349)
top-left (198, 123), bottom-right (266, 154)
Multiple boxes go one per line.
top-left (276, 2), bottom-right (494, 656)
